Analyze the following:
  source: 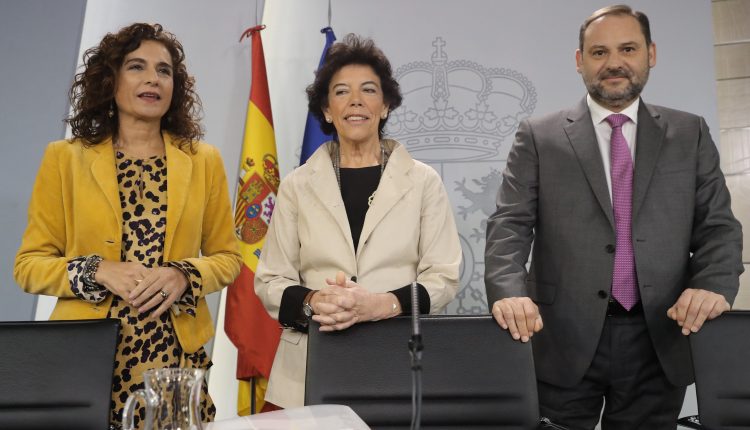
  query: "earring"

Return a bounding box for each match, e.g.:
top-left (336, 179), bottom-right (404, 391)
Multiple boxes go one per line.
top-left (107, 103), bottom-right (114, 118)
top-left (381, 112), bottom-right (388, 119)
top-left (325, 117), bottom-right (332, 123)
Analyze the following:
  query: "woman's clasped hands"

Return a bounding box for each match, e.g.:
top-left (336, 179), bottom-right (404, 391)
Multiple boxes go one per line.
top-left (311, 271), bottom-right (401, 332)
top-left (95, 261), bottom-right (188, 319)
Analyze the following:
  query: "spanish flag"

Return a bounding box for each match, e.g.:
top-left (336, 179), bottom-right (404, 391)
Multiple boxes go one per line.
top-left (224, 25), bottom-right (281, 415)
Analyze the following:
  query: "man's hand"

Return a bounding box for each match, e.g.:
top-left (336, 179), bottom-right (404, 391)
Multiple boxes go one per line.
top-left (667, 288), bottom-right (730, 335)
top-left (491, 297), bottom-right (543, 343)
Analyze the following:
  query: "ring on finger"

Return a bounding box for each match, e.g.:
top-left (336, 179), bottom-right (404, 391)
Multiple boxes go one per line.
top-left (160, 290), bottom-right (168, 300)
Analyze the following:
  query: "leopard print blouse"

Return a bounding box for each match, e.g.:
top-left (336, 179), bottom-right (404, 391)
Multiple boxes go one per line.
top-left (67, 151), bottom-right (216, 429)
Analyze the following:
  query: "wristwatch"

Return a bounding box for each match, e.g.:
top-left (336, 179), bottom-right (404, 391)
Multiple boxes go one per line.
top-left (303, 302), bottom-right (314, 318)
top-left (302, 291), bottom-right (317, 318)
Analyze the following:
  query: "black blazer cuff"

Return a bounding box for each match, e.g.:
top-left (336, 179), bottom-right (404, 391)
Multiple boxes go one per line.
top-left (279, 285), bottom-right (311, 332)
top-left (390, 283), bottom-right (430, 315)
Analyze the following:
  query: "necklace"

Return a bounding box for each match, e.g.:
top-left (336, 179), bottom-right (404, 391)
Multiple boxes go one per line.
top-left (332, 140), bottom-right (389, 207)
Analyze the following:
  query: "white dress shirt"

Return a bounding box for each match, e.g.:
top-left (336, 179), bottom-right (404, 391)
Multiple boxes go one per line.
top-left (586, 93), bottom-right (639, 200)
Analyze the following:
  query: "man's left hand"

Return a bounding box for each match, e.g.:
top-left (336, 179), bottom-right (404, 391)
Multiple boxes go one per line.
top-left (667, 288), bottom-right (730, 335)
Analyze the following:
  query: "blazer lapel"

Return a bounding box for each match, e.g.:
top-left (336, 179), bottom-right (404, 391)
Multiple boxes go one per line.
top-left (358, 142), bottom-right (414, 254)
top-left (90, 138), bottom-right (123, 229)
top-left (632, 102), bottom-right (665, 219)
top-left (306, 143), bottom-right (355, 255)
top-left (165, 135), bottom-right (192, 257)
top-left (564, 98), bottom-right (614, 228)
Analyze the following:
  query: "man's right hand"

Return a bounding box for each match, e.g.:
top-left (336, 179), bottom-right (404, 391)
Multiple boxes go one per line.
top-left (491, 297), bottom-right (543, 343)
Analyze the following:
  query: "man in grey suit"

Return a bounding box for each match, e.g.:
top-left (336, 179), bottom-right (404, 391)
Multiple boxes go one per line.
top-left (485, 4), bottom-right (743, 429)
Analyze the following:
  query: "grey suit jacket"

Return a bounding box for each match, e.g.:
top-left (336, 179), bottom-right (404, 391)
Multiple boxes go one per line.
top-left (485, 98), bottom-right (743, 387)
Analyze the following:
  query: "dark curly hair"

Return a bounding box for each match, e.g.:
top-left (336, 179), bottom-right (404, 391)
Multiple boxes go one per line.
top-left (65, 23), bottom-right (203, 151)
top-left (306, 34), bottom-right (402, 139)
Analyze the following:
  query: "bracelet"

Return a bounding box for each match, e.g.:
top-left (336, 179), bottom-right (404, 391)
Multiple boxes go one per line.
top-left (82, 254), bottom-right (104, 292)
top-left (375, 296), bottom-right (400, 322)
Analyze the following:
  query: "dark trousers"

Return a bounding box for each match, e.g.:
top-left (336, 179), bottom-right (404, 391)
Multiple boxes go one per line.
top-left (538, 311), bottom-right (687, 430)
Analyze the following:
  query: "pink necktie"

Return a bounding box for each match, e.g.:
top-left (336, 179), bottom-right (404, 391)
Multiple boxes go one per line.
top-left (606, 113), bottom-right (639, 310)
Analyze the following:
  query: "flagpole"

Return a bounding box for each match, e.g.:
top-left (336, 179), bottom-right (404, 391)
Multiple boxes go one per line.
top-left (327, 0), bottom-right (332, 27)
top-left (251, 377), bottom-right (256, 415)
top-left (249, 13), bottom-right (259, 418)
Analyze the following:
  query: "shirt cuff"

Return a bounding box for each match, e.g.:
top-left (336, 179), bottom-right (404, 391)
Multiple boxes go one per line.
top-left (279, 285), bottom-right (312, 332)
top-left (67, 255), bottom-right (109, 303)
top-left (164, 261), bottom-right (201, 317)
top-left (390, 283), bottom-right (430, 315)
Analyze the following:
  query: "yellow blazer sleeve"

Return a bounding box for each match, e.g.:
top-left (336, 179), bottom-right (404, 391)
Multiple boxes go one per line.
top-left (182, 145), bottom-right (242, 296)
top-left (14, 142), bottom-right (76, 298)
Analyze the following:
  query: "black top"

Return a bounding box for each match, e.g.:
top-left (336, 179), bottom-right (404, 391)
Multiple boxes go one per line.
top-left (340, 165), bottom-right (381, 251)
top-left (278, 162), bottom-right (431, 332)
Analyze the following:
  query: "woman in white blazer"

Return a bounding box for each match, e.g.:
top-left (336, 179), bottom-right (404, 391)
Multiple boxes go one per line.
top-left (255, 34), bottom-right (462, 408)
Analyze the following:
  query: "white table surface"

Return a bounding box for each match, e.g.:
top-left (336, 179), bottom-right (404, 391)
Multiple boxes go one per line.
top-left (204, 405), bottom-right (370, 430)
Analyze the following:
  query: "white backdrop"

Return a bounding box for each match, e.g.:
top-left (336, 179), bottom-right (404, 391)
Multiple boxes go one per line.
top-left (41, 0), bottom-right (715, 422)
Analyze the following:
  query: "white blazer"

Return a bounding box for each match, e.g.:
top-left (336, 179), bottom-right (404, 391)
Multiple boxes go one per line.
top-left (255, 140), bottom-right (461, 408)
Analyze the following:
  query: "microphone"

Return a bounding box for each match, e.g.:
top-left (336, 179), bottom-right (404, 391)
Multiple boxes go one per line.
top-left (410, 281), bottom-right (421, 340)
top-left (409, 281), bottom-right (423, 430)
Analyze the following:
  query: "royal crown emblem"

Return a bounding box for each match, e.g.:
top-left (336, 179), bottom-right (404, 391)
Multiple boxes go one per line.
top-left (386, 37), bottom-right (536, 163)
top-left (388, 37), bottom-right (537, 314)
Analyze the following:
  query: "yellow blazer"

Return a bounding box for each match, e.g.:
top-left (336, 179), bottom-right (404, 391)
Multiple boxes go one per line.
top-left (14, 134), bottom-right (242, 353)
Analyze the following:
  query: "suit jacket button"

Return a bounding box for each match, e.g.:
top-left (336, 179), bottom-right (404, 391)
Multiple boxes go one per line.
top-left (598, 290), bottom-right (608, 299)
top-left (605, 244), bottom-right (615, 253)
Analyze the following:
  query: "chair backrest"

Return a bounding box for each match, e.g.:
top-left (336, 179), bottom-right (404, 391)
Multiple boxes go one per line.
top-left (690, 310), bottom-right (750, 429)
top-left (305, 315), bottom-right (539, 430)
top-left (0, 319), bottom-right (120, 430)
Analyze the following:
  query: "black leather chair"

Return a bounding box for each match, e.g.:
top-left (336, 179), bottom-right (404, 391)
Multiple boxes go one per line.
top-left (685, 310), bottom-right (750, 429)
top-left (0, 319), bottom-right (120, 430)
top-left (305, 315), bottom-right (539, 429)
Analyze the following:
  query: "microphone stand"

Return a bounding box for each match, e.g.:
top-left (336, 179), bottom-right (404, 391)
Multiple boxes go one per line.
top-left (409, 281), bottom-right (423, 430)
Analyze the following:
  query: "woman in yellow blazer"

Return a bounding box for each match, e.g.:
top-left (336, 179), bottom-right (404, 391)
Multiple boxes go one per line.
top-left (255, 34), bottom-right (461, 408)
top-left (14, 23), bottom-right (240, 428)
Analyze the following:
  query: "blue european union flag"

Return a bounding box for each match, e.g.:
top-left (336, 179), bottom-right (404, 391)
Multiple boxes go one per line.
top-left (299, 27), bottom-right (337, 164)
